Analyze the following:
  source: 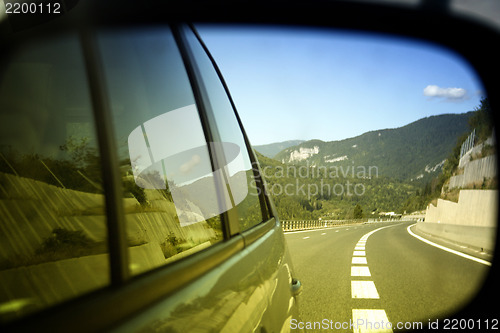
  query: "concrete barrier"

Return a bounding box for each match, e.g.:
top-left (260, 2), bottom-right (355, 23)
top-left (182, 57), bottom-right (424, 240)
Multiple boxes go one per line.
top-left (423, 189), bottom-right (497, 252)
top-left (425, 190), bottom-right (497, 227)
top-left (416, 222), bottom-right (496, 253)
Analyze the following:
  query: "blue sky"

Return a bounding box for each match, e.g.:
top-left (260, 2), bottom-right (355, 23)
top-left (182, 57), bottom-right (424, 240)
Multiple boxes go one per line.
top-left (197, 25), bottom-right (484, 146)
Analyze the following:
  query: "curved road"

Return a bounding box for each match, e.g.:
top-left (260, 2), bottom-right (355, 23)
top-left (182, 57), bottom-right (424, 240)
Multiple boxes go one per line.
top-left (285, 222), bottom-right (492, 332)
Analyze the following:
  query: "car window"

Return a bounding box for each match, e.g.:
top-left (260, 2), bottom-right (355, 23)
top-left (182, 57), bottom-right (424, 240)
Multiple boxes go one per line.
top-left (0, 35), bottom-right (109, 322)
top-left (97, 28), bottom-right (227, 275)
top-left (183, 27), bottom-right (265, 232)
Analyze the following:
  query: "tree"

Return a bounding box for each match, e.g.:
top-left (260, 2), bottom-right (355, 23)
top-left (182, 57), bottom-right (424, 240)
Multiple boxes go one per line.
top-left (353, 204), bottom-right (363, 219)
top-left (468, 98), bottom-right (493, 143)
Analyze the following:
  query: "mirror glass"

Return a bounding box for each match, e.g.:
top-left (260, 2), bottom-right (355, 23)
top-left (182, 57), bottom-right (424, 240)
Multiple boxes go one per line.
top-left (198, 25), bottom-right (496, 329)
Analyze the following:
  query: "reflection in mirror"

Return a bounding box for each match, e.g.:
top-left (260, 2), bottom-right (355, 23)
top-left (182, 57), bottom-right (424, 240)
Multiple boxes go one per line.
top-left (0, 35), bottom-right (109, 322)
top-left (98, 28), bottom-right (233, 275)
top-left (198, 25), bottom-right (496, 328)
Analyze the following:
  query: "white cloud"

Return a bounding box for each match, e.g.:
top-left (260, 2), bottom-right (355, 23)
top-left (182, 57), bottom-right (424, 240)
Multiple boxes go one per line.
top-left (180, 154), bottom-right (201, 174)
top-left (423, 85), bottom-right (468, 101)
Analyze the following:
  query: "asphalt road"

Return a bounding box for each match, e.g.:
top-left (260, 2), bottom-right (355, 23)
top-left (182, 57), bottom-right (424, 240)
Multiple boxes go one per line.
top-left (285, 221), bottom-right (492, 332)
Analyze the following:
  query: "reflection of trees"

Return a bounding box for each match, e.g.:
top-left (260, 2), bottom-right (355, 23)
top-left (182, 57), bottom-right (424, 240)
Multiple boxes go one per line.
top-left (0, 139), bottom-right (109, 315)
top-left (0, 136), bottom-right (102, 194)
top-left (120, 157), bottom-right (175, 206)
top-left (235, 170), bottom-right (262, 230)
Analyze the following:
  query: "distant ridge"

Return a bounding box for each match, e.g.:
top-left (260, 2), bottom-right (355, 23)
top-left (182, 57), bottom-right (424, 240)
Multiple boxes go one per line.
top-left (272, 113), bottom-right (473, 182)
top-left (254, 140), bottom-right (305, 158)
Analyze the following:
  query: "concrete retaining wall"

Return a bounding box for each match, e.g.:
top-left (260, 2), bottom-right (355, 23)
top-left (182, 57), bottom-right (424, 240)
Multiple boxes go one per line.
top-left (423, 189), bottom-right (497, 251)
top-left (449, 155), bottom-right (497, 189)
top-left (0, 171), bottom-right (218, 318)
top-left (458, 136), bottom-right (495, 169)
top-left (425, 190), bottom-right (497, 227)
top-left (0, 172), bottom-right (216, 263)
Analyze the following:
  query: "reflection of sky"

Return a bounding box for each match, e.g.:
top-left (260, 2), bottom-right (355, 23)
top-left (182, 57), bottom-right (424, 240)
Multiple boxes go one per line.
top-left (0, 37), bottom-right (96, 159)
top-left (183, 28), bottom-right (254, 178)
top-left (97, 29), bottom-right (196, 161)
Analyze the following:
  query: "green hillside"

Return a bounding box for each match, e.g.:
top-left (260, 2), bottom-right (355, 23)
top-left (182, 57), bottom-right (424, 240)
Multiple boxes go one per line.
top-left (274, 113), bottom-right (472, 183)
top-left (255, 151), bottom-right (420, 220)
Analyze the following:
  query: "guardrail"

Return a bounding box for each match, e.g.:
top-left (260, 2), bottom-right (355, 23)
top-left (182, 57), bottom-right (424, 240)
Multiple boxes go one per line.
top-left (281, 219), bottom-right (366, 232)
top-left (281, 217), bottom-right (412, 232)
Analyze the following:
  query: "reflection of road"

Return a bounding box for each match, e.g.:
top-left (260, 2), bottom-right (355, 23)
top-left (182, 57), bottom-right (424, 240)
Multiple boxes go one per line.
top-left (285, 222), bottom-right (491, 332)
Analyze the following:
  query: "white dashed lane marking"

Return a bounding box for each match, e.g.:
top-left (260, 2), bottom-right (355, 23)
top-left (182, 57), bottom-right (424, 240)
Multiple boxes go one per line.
top-left (352, 257), bottom-right (368, 264)
top-left (351, 266), bottom-right (371, 277)
top-left (351, 281), bottom-right (380, 299)
top-left (351, 224), bottom-right (400, 333)
top-left (352, 309), bottom-right (393, 333)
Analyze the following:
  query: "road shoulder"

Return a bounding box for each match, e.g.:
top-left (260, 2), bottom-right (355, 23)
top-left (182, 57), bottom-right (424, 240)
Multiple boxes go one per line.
top-left (408, 223), bottom-right (493, 265)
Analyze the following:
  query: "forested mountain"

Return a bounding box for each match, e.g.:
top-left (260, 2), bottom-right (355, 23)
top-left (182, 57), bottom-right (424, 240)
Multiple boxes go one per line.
top-left (402, 98), bottom-right (496, 212)
top-left (274, 113), bottom-right (473, 183)
top-left (255, 151), bottom-right (420, 220)
top-left (254, 140), bottom-right (305, 158)
top-left (253, 112), bottom-right (481, 220)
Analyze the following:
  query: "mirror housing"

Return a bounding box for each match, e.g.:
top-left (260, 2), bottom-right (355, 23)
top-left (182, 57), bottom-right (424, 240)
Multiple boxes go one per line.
top-left (0, 0), bottom-right (498, 330)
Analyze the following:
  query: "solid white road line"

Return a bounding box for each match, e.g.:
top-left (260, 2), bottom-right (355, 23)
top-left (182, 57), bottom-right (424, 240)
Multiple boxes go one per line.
top-left (407, 224), bottom-right (492, 266)
top-left (351, 266), bottom-right (371, 277)
top-left (352, 257), bottom-right (368, 264)
top-left (352, 309), bottom-right (393, 333)
top-left (361, 224), bottom-right (399, 240)
top-left (351, 281), bottom-right (380, 299)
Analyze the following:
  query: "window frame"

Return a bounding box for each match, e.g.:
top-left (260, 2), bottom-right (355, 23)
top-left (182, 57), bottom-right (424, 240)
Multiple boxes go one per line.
top-left (187, 23), bottom-right (273, 224)
top-left (175, 24), bottom-right (273, 234)
top-left (171, 25), bottom-right (239, 239)
top-left (80, 30), bottom-right (130, 286)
